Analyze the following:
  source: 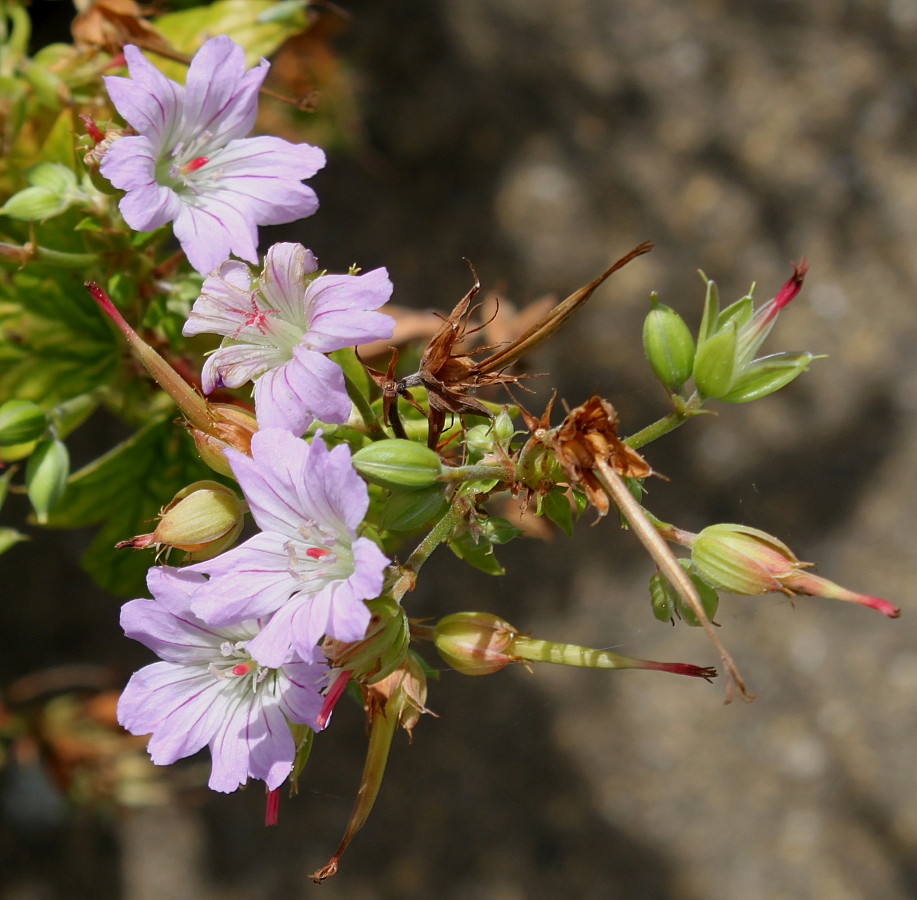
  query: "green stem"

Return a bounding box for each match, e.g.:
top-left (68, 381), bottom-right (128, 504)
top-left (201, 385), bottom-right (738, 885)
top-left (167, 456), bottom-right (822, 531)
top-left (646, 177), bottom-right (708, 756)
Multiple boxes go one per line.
top-left (511, 637), bottom-right (647, 669)
top-left (438, 463), bottom-right (508, 483)
top-left (343, 371), bottom-right (385, 439)
top-left (0, 241), bottom-right (97, 268)
top-left (624, 391), bottom-right (705, 450)
top-left (402, 498), bottom-right (464, 579)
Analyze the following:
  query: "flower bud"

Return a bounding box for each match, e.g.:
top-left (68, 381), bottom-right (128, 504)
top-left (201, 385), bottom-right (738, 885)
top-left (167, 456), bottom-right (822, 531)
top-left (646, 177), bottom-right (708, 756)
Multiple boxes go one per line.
top-left (25, 438), bottom-right (69, 524)
top-left (465, 408), bottom-right (516, 456)
top-left (352, 439), bottom-right (442, 491)
top-left (642, 296), bottom-right (695, 392)
top-left (692, 323), bottom-right (738, 398)
top-left (116, 480), bottom-right (246, 559)
top-left (187, 404), bottom-right (258, 477)
top-left (689, 523), bottom-right (899, 617)
top-left (649, 559), bottom-right (719, 626)
top-left (433, 611), bottom-right (519, 676)
top-left (0, 400), bottom-right (47, 447)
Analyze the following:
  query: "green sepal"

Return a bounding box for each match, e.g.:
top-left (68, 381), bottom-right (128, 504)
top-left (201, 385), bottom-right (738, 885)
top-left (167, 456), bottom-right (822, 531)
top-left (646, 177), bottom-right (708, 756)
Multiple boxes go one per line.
top-left (692, 322), bottom-right (738, 399)
top-left (716, 293), bottom-right (754, 331)
top-left (288, 725), bottom-right (314, 790)
top-left (719, 351), bottom-right (819, 403)
top-left (649, 559), bottom-right (719, 626)
top-left (0, 527), bottom-right (28, 556)
top-left (695, 273), bottom-right (720, 345)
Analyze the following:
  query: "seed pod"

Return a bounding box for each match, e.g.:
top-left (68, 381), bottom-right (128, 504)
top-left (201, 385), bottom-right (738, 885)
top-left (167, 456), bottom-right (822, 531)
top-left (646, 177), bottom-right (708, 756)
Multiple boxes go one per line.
top-left (352, 439), bottom-right (442, 491)
top-left (25, 438), bottom-right (69, 524)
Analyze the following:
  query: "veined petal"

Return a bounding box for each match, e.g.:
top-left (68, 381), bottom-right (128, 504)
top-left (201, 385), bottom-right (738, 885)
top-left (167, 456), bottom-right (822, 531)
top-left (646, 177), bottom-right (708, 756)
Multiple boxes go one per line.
top-left (259, 242), bottom-right (319, 326)
top-left (223, 430), bottom-right (310, 536)
top-left (201, 342), bottom-right (285, 393)
top-left (172, 196), bottom-right (259, 275)
top-left (187, 532), bottom-right (300, 624)
top-left (299, 438), bottom-right (369, 533)
top-left (104, 45), bottom-right (183, 146)
top-left (246, 602), bottom-right (301, 668)
top-left (99, 135), bottom-right (158, 191)
top-left (182, 36), bottom-right (268, 147)
top-left (303, 269), bottom-right (395, 351)
top-left (253, 349), bottom-right (350, 434)
top-left (119, 181), bottom-right (182, 233)
top-left (182, 259), bottom-right (258, 337)
top-left (279, 663), bottom-right (326, 729)
top-left (215, 135), bottom-right (326, 181)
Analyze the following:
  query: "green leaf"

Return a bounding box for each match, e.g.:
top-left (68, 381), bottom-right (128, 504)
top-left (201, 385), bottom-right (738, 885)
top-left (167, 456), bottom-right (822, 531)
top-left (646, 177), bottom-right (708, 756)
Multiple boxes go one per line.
top-left (153, 0), bottom-right (309, 75)
top-left (539, 486), bottom-right (573, 536)
top-left (0, 527), bottom-right (28, 555)
top-left (45, 416), bottom-right (215, 595)
top-left (448, 528), bottom-right (504, 576)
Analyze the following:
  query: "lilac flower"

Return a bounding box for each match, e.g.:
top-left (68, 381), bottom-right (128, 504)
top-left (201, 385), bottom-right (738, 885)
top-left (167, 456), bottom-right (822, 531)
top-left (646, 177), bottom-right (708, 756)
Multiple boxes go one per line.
top-left (100, 35), bottom-right (325, 275)
top-left (117, 566), bottom-right (328, 793)
top-left (182, 242), bottom-right (394, 435)
top-left (187, 428), bottom-right (390, 668)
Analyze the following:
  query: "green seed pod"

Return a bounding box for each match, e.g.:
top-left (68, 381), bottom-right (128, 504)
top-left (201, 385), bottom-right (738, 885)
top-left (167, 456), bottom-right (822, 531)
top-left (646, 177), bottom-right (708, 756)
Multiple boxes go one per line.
top-left (0, 400), bottom-right (48, 447)
top-left (719, 351), bottom-right (817, 403)
top-left (692, 323), bottom-right (738, 399)
top-left (642, 296), bottom-right (696, 392)
top-left (382, 485), bottom-right (447, 532)
top-left (25, 438), bottom-right (69, 524)
top-left (352, 439), bottom-right (442, 491)
top-left (649, 559), bottom-right (719, 626)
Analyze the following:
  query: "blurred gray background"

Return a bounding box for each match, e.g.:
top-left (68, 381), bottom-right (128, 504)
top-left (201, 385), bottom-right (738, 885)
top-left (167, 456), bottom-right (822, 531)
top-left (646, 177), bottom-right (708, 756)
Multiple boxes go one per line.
top-left (5, 1), bottom-right (917, 897)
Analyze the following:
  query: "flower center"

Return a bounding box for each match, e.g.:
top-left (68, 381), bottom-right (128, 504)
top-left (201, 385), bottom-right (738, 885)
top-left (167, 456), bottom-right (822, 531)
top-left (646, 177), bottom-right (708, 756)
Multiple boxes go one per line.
top-left (284, 522), bottom-right (353, 587)
top-left (209, 640), bottom-right (269, 688)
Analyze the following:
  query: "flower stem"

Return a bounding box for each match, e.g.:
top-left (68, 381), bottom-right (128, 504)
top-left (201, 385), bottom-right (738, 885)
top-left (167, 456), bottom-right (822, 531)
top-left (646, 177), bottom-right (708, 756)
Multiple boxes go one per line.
top-left (624, 391), bottom-right (705, 450)
top-left (343, 372), bottom-right (385, 439)
top-left (0, 241), bottom-right (97, 268)
top-left (438, 463), bottom-right (508, 483)
top-left (397, 498), bottom-right (465, 593)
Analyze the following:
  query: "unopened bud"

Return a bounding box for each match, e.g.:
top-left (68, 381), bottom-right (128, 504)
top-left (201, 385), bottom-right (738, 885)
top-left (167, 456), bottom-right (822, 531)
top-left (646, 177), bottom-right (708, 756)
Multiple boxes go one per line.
top-left (465, 409), bottom-right (516, 456)
top-left (25, 438), bottom-right (69, 524)
top-left (352, 439), bottom-right (442, 491)
top-left (689, 523), bottom-right (900, 617)
top-left (118, 481), bottom-right (247, 560)
top-left (642, 296), bottom-right (695, 392)
top-left (0, 185), bottom-right (69, 221)
top-left (0, 400), bottom-right (47, 447)
top-left (188, 404), bottom-right (258, 477)
top-left (433, 611), bottom-right (519, 676)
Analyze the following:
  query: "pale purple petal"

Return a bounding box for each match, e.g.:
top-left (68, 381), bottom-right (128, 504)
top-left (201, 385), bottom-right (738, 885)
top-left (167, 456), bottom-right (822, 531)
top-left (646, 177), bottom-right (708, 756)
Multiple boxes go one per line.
top-left (99, 135), bottom-right (157, 191)
top-left (202, 342), bottom-right (285, 393)
top-left (182, 36), bottom-right (268, 146)
top-left (186, 532), bottom-right (299, 624)
top-left (302, 269), bottom-right (395, 351)
top-left (182, 259), bottom-right (258, 338)
top-left (259, 242), bottom-right (319, 324)
top-left (103, 46), bottom-right (182, 145)
top-left (253, 349), bottom-right (351, 433)
top-left (245, 603), bottom-right (301, 668)
top-left (172, 197), bottom-right (259, 274)
top-left (300, 438), bottom-right (369, 533)
top-left (119, 181), bottom-right (182, 233)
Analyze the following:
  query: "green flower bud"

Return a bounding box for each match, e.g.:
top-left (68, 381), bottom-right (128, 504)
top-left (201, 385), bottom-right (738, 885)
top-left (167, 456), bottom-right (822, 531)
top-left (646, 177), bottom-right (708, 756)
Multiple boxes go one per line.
top-left (0, 185), bottom-right (70, 221)
top-left (719, 351), bottom-right (818, 403)
top-left (0, 400), bottom-right (48, 447)
top-left (692, 323), bottom-right (738, 398)
top-left (465, 409), bottom-right (516, 456)
top-left (642, 296), bottom-right (695, 392)
top-left (25, 438), bottom-right (69, 524)
top-left (433, 611), bottom-right (519, 676)
top-left (116, 481), bottom-right (246, 560)
top-left (381, 485), bottom-right (447, 532)
top-left (26, 162), bottom-right (77, 193)
top-left (649, 559), bottom-right (719, 625)
top-left (352, 439), bottom-right (443, 491)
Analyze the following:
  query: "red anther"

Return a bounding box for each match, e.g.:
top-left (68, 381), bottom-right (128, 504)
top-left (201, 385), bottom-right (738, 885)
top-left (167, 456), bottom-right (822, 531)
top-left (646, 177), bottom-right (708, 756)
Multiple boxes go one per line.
top-left (306, 547), bottom-right (331, 560)
top-left (181, 156), bottom-right (209, 173)
top-left (231, 663), bottom-right (250, 676)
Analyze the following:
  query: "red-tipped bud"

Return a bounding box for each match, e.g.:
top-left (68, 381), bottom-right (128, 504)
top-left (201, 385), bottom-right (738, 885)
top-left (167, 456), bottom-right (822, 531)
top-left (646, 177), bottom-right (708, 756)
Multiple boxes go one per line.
top-left (686, 523), bottom-right (900, 617)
